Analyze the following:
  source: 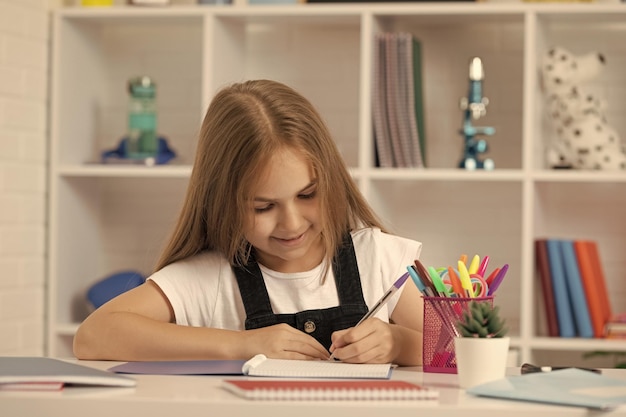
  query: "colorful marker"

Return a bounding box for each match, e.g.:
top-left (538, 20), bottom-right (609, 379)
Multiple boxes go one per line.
top-left (468, 254), bottom-right (480, 275)
top-left (488, 264), bottom-right (509, 296)
top-left (427, 266), bottom-right (448, 297)
top-left (477, 255), bottom-right (490, 277)
top-left (486, 267), bottom-right (501, 286)
top-left (447, 266), bottom-right (465, 296)
top-left (414, 260), bottom-right (437, 296)
top-left (457, 260), bottom-right (473, 298)
top-left (407, 266), bottom-right (429, 296)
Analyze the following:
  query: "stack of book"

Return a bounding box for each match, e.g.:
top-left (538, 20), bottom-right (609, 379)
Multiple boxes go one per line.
top-left (535, 238), bottom-right (622, 338)
top-left (372, 32), bottom-right (426, 168)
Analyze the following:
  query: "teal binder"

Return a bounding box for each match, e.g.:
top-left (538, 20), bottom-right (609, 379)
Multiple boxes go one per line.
top-left (545, 239), bottom-right (575, 337)
top-left (468, 368), bottom-right (626, 410)
top-left (560, 239), bottom-right (594, 338)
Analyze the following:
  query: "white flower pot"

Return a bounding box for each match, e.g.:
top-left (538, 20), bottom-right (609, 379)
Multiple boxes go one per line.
top-left (454, 336), bottom-right (510, 389)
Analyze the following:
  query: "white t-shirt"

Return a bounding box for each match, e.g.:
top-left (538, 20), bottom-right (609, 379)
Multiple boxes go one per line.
top-left (149, 228), bottom-right (422, 330)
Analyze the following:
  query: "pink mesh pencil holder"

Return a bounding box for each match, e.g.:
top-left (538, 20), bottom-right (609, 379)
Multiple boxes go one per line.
top-left (422, 295), bottom-right (493, 373)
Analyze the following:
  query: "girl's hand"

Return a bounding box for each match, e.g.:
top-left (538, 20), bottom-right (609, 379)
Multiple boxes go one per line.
top-left (329, 318), bottom-right (399, 364)
top-left (242, 323), bottom-right (330, 360)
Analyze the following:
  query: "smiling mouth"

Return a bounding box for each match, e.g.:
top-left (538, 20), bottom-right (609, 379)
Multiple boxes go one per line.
top-left (275, 232), bottom-right (305, 244)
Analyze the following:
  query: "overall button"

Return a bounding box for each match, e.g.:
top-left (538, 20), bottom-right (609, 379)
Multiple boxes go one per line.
top-left (303, 320), bottom-right (316, 333)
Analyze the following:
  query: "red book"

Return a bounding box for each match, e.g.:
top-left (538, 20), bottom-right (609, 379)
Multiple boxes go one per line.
top-left (535, 239), bottom-right (559, 337)
top-left (222, 379), bottom-right (438, 400)
top-left (574, 240), bottom-right (612, 338)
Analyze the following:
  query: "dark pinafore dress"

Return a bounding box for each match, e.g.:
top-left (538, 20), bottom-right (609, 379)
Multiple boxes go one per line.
top-left (233, 235), bottom-right (368, 351)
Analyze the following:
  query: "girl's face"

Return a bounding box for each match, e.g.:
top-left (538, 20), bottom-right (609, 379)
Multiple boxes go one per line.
top-left (244, 147), bottom-right (324, 273)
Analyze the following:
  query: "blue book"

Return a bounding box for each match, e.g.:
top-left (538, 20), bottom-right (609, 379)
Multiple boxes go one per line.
top-left (560, 240), bottom-right (594, 338)
top-left (545, 239), bottom-right (576, 337)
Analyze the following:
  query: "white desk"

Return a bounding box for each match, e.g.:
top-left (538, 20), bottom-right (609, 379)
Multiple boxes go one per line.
top-left (2, 361), bottom-right (626, 417)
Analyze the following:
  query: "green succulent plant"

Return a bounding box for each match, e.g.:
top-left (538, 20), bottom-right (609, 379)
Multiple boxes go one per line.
top-left (457, 300), bottom-right (508, 338)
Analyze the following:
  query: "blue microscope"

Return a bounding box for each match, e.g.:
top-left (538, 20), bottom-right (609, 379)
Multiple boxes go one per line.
top-left (458, 57), bottom-right (495, 170)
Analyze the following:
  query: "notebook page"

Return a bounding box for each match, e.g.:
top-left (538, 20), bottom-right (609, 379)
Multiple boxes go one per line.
top-left (243, 354), bottom-right (392, 379)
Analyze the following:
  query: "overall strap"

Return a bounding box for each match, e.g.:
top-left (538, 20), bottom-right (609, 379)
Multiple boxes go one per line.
top-left (233, 233), bottom-right (366, 322)
top-left (333, 234), bottom-right (367, 307)
top-left (233, 252), bottom-right (274, 321)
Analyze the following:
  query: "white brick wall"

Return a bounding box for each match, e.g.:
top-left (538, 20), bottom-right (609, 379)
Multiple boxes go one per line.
top-left (0, 0), bottom-right (49, 356)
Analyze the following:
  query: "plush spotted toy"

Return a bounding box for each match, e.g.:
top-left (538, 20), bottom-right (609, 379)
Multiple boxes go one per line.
top-left (541, 46), bottom-right (626, 170)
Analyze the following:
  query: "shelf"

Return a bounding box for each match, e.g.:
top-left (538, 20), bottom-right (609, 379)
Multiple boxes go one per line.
top-left (57, 164), bottom-right (193, 178)
top-left (59, 5), bottom-right (208, 19)
top-left (530, 337), bottom-right (626, 351)
top-left (55, 165), bottom-right (626, 182)
top-left (58, 3), bottom-right (626, 16)
top-left (48, 4), bottom-right (626, 364)
top-left (533, 171), bottom-right (626, 183)
top-left (368, 168), bottom-right (524, 181)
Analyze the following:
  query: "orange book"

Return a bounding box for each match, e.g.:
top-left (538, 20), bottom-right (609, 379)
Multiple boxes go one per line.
top-left (574, 240), bottom-right (612, 338)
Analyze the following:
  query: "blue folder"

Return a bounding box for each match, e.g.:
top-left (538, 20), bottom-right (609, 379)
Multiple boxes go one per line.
top-left (468, 368), bottom-right (626, 410)
top-left (560, 240), bottom-right (594, 338)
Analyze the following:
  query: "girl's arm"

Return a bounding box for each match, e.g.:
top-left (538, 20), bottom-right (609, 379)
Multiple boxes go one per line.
top-left (386, 280), bottom-right (424, 365)
top-left (73, 281), bottom-right (329, 361)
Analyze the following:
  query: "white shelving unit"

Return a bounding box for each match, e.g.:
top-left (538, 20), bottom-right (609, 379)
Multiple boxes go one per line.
top-left (49, 3), bottom-right (626, 366)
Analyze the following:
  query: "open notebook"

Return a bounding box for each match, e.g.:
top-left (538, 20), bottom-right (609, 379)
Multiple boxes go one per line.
top-left (242, 354), bottom-right (393, 379)
top-left (109, 354), bottom-right (393, 379)
top-left (0, 357), bottom-right (136, 390)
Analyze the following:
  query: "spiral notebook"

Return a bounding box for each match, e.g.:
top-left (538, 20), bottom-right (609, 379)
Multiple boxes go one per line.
top-left (243, 354), bottom-right (393, 379)
top-left (223, 379), bottom-right (438, 400)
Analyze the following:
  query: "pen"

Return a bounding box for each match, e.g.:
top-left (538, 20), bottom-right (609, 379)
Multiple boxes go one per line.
top-left (409, 264), bottom-right (436, 298)
top-left (355, 272), bottom-right (410, 327)
top-left (329, 272), bottom-right (410, 360)
top-left (407, 266), bottom-right (428, 296)
top-left (414, 260), bottom-right (437, 296)
top-left (521, 363), bottom-right (601, 375)
top-left (487, 264), bottom-right (508, 296)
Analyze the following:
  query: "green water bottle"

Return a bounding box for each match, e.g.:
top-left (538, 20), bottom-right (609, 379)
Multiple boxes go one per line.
top-left (127, 76), bottom-right (157, 159)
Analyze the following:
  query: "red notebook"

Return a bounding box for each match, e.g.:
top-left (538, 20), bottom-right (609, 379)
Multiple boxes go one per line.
top-left (222, 379), bottom-right (438, 401)
top-left (535, 239), bottom-right (559, 337)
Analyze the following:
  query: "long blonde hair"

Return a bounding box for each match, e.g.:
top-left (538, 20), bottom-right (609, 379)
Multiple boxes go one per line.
top-left (155, 79), bottom-right (385, 271)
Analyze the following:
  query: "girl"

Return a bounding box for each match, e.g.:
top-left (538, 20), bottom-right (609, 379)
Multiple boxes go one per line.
top-left (73, 80), bottom-right (424, 365)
